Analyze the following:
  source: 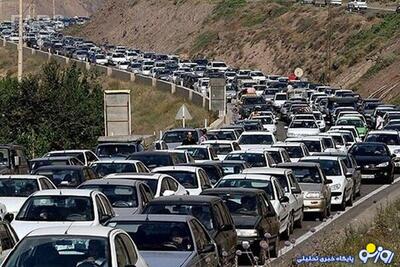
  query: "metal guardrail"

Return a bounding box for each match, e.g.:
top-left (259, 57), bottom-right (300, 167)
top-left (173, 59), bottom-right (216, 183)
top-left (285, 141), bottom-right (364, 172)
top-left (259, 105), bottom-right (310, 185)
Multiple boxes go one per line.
top-left (4, 40), bottom-right (211, 111)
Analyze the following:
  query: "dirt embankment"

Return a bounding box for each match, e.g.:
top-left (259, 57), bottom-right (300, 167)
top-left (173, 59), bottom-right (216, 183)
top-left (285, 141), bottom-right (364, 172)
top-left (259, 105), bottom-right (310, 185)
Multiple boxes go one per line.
top-left (77, 0), bottom-right (400, 102)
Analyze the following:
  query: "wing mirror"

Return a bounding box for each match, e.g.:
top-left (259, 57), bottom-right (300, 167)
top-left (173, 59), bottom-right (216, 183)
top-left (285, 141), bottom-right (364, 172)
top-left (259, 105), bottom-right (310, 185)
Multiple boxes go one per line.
top-left (199, 243), bottom-right (216, 254)
top-left (279, 196), bottom-right (289, 203)
top-left (220, 224), bottom-right (234, 231)
top-left (162, 190), bottom-right (175, 197)
top-left (100, 214), bottom-right (112, 224)
top-left (325, 179), bottom-right (333, 184)
top-left (4, 213), bottom-right (14, 223)
top-left (291, 187), bottom-right (302, 194)
top-left (345, 172), bottom-right (353, 179)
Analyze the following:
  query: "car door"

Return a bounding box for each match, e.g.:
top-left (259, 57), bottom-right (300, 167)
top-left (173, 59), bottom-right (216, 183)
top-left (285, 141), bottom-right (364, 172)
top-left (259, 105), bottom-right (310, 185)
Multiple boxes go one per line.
top-left (190, 219), bottom-right (218, 267)
top-left (257, 193), bottom-right (274, 239)
top-left (38, 178), bottom-right (50, 190)
top-left (210, 203), bottom-right (225, 256)
top-left (0, 223), bottom-right (17, 261)
top-left (288, 172), bottom-right (303, 219)
top-left (198, 169), bottom-right (212, 190)
top-left (273, 180), bottom-right (289, 232)
top-left (260, 193), bottom-right (279, 240)
top-left (217, 202), bottom-right (237, 262)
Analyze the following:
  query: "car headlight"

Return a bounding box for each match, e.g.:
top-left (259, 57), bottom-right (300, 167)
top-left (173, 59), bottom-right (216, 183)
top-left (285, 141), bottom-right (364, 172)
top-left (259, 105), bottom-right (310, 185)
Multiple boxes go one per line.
top-left (330, 183), bottom-right (341, 190)
top-left (376, 162), bottom-right (389, 167)
top-left (236, 229), bottom-right (258, 238)
top-left (305, 192), bottom-right (323, 199)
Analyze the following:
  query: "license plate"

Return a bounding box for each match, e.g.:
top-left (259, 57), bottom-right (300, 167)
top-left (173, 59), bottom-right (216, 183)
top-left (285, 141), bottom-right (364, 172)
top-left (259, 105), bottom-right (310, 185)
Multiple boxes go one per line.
top-left (362, 174), bottom-right (375, 179)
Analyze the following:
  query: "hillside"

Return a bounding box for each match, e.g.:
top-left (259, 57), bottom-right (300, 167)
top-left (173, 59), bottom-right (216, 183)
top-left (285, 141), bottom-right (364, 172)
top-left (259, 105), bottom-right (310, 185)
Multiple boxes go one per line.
top-left (0, 0), bottom-right (105, 20)
top-left (76, 0), bottom-right (400, 102)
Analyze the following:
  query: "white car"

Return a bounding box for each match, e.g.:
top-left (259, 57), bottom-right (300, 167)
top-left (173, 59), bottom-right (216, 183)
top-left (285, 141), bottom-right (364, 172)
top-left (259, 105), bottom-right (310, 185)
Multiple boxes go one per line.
top-left (110, 52), bottom-right (127, 64)
top-left (252, 115), bottom-right (277, 134)
top-left (0, 175), bottom-right (56, 216)
top-left (208, 129), bottom-right (240, 141)
top-left (250, 70), bottom-right (266, 82)
top-left (273, 93), bottom-right (288, 109)
top-left (285, 136), bottom-right (328, 155)
top-left (330, 125), bottom-right (362, 142)
top-left (89, 160), bottom-right (150, 177)
top-left (10, 189), bottom-right (115, 239)
top-left (243, 167), bottom-right (304, 228)
top-left (224, 149), bottom-right (276, 167)
top-left (176, 145), bottom-right (219, 163)
top-left (152, 166), bottom-right (212, 195)
top-left (207, 61), bottom-right (229, 72)
top-left (167, 150), bottom-right (195, 164)
top-left (300, 156), bottom-right (354, 211)
top-left (286, 120), bottom-right (320, 138)
top-left (0, 221), bottom-right (18, 262)
top-left (348, 0), bottom-right (367, 10)
top-left (216, 174), bottom-right (291, 238)
top-left (324, 131), bottom-right (349, 152)
top-left (105, 173), bottom-right (188, 197)
top-left (313, 111), bottom-right (326, 131)
top-left (1, 225), bottom-right (149, 267)
top-left (272, 142), bottom-right (310, 162)
top-left (238, 131), bottom-right (277, 150)
top-left (44, 150), bottom-right (99, 166)
top-left (264, 147), bottom-right (292, 164)
top-left (201, 140), bottom-right (241, 160)
top-left (93, 54), bottom-right (108, 65)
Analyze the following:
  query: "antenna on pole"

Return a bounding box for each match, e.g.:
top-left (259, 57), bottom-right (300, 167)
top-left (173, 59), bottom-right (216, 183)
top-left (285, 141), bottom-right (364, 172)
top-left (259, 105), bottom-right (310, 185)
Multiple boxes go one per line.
top-left (17, 0), bottom-right (23, 82)
top-left (53, 0), bottom-right (56, 19)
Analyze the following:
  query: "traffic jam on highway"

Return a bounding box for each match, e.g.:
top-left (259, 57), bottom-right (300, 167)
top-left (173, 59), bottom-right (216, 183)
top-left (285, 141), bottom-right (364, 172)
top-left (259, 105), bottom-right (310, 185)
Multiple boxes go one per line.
top-left (0, 17), bottom-right (400, 267)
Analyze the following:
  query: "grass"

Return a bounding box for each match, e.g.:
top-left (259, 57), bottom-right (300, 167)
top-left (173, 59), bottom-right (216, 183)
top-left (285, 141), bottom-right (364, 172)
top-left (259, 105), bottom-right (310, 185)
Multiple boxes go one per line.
top-left (192, 31), bottom-right (219, 53)
top-left (311, 198), bottom-right (400, 266)
top-left (362, 52), bottom-right (398, 79)
top-left (212, 0), bottom-right (246, 19)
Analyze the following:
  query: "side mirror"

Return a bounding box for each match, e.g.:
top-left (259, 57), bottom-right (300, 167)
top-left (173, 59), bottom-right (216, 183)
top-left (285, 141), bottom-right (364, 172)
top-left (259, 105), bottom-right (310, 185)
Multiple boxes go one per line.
top-left (162, 190), bottom-right (175, 197)
top-left (220, 224), bottom-right (234, 231)
top-left (100, 214), bottom-right (112, 224)
top-left (291, 187), bottom-right (301, 194)
top-left (345, 172), bottom-right (353, 179)
top-left (279, 196), bottom-right (289, 203)
top-left (391, 154), bottom-right (397, 159)
top-left (284, 126), bottom-right (289, 129)
top-left (199, 243), bottom-right (216, 254)
top-left (202, 184), bottom-right (212, 190)
top-left (325, 179), bottom-right (333, 184)
top-left (4, 213), bottom-right (14, 223)
top-left (355, 166), bottom-right (361, 171)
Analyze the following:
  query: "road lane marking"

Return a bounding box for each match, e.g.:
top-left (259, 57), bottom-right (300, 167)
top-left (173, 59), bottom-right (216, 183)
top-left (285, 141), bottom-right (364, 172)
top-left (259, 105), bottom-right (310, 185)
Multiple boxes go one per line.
top-left (274, 177), bottom-right (400, 259)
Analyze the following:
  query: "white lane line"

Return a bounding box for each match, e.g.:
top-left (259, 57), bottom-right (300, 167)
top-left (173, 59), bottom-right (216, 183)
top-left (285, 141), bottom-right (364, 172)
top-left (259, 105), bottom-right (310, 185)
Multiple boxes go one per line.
top-left (274, 177), bottom-right (400, 259)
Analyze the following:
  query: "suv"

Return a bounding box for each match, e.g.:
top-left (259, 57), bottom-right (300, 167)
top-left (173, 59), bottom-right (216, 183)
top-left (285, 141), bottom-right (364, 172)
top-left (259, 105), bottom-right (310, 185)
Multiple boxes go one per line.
top-left (347, 0), bottom-right (368, 10)
top-left (143, 195), bottom-right (237, 266)
top-left (0, 145), bottom-right (29, 174)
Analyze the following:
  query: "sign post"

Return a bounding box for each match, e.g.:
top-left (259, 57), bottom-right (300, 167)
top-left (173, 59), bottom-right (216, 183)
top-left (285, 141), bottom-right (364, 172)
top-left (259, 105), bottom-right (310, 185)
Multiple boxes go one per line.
top-left (176, 104), bottom-right (192, 128)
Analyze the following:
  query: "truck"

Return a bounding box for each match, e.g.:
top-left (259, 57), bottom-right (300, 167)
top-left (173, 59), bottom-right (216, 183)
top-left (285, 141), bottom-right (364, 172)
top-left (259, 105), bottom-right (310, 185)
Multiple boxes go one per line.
top-left (0, 145), bottom-right (29, 174)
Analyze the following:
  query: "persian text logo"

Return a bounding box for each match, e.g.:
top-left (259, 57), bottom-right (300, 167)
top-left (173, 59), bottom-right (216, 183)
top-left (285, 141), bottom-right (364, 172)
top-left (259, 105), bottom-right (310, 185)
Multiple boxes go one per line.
top-left (359, 243), bottom-right (395, 264)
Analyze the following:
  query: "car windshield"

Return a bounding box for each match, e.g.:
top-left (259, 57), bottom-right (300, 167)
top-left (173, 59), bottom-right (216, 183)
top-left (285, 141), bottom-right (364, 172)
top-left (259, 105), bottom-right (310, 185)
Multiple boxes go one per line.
top-left (292, 167), bottom-right (322, 183)
top-left (163, 131), bottom-right (199, 143)
top-left (91, 163), bottom-right (137, 177)
top-left (290, 121), bottom-right (317, 128)
top-left (350, 145), bottom-right (389, 157)
top-left (159, 171), bottom-right (198, 189)
top-left (34, 169), bottom-right (82, 188)
top-left (207, 144), bottom-right (233, 155)
top-left (302, 141), bottom-right (322, 152)
top-left (79, 185), bottom-right (138, 208)
top-left (216, 179), bottom-right (274, 200)
top-left (181, 147), bottom-right (209, 160)
top-left (2, 236), bottom-right (110, 267)
top-left (242, 97), bottom-right (265, 105)
top-left (0, 179), bottom-right (39, 197)
top-left (46, 152), bottom-right (84, 163)
top-left (145, 204), bottom-right (215, 230)
top-left (302, 159), bottom-right (342, 176)
top-left (224, 153), bottom-right (266, 167)
top-left (96, 144), bottom-right (136, 157)
top-left (268, 151), bottom-right (282, 164)
top-left (108, 221), bottom-right (194, 251)
top-left (208, 131), bottom-right (236, 140)
top-left (239, 135), bottom-right (273, 145)
top-left (217, 193), bottom-right (259, 216)
top-left (280, 146), bottom-right (303, 158)
top-left (364, 134), bottom-right (400, 145)
top-left (274, 174), bottom-right (290, 192)
top-left (337, 119), bottom-right (364, 127)
top-left (127, 179), bottom-right (158, 194)
top-left (275, 94), bottom-right (287, 100)
top-left (30, 159), bottom-right (70, 171)
top-left (16, 196), bottom-right (94, 221)
top-left (128, 154), bottom-right (171, 169)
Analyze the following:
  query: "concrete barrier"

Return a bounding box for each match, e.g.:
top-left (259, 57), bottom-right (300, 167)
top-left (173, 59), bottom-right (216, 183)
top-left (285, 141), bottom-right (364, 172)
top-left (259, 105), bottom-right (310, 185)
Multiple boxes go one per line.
top-left (175, 86), bottom-right (190, 100)
top-left (156, 80), bottom-right (172, 92)
top-left (111, 69), bottom-right (131, 82)
top-left (135, 75), bottom-right (153, 87)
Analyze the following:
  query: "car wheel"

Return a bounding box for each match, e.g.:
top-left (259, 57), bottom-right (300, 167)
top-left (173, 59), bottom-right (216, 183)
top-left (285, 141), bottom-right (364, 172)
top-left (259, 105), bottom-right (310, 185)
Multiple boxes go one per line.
top-left (339, 193), bottom-right (346, 211)
top-left (270, 236), bottom-right (279, 258)
top-left (289, 213), bottom-right (294, 234)
top-left (346, 191), bottom-right (354, 206)
top-left (281, 220), bottom-right (290, 240)
top-left (327, 202), bottom-right (332, 216)
top-left (294, 209), bottom-right (303, 228)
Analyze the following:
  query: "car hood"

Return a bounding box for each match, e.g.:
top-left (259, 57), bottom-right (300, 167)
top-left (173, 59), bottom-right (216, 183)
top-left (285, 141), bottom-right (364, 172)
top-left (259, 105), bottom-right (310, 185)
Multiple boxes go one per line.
top-left (353, 156), bottom-right (391, 166)
top-left (0, 197), bottom-right (27, 214)
top-left (140, 251), bottom-right (193, 267)
top-left (299, 183), bottom-right (323, 193)
top-left (232, 215), bottom-right (259, 229)
top-left (240, 144), bottom-right (271, 150)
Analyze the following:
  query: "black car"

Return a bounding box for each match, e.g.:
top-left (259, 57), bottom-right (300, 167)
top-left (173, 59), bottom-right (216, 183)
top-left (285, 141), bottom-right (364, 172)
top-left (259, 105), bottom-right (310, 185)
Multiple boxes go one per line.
top-left (180, 161), bottom-right (224, 185)
top-left (32, 165), bottom-right (97, 188)
top-left (221, 160), bottom-right (251, 175)
top-left (127, 151), bottom-right (180, 170)
top-left (201, 188), bottom-right (280, 262)
top-left (143, 195), bottom-right (237, 266)
top-left (349, 142), bottom-right (395, 184)
top-left (29, 156), bottom-right (84, 172)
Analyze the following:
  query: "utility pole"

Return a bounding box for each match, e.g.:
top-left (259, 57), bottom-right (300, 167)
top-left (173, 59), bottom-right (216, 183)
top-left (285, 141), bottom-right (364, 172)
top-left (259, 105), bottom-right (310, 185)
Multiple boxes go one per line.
top-left (52, 0), bottom-right (55, 19)
top-left (18, 0), bottom-right (23, 82)
top-left (326, 0), bottom-right (332, 84)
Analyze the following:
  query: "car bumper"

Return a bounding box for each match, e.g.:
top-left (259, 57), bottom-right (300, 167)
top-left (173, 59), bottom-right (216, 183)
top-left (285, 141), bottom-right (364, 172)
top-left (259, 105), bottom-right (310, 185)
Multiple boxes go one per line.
top-left (303, 199), bottom-right (326, 213)
top-left (361, 167), bottom-right (393, 180)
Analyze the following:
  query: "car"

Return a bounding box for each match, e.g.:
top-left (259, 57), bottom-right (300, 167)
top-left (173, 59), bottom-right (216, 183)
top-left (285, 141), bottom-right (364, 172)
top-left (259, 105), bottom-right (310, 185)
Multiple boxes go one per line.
top-left (201, 140), bottom-right (241, 161)
top-left (251, 115), bottom-right (277, 134)
top-left (126, 151), bottom-right (181, 170)
top-left (32, 165), bottom-right (97, 188)
top-left (152, 166), bottom-right (212, 195)
top-left (202, 188), bottom-right (280, 261)
top-left (0, 144), bottom-right (30, 174)
top-left (330, 125), bottom-right (362, 142)
top-left (348, 0), bottom-right (368, 10)
top-left (277, 162), bottom-right (332, 219)
top-left (180, 161), bottom-right (225, 185)
top-left (264, 147), bottom-right (291, 164)
top-left (273, 93), bottom-right (288, 109)
top-left (0, 175), bottom-right (56, 216)
top-left (107, 214), bottom-right (219, 267)
top-left (143, 195), bottom-right (237, 266)
top-left (238, 131), bottom-right (277, 150)
top-left (78, 179), bottom-right (154, 216)
top-left (243, 168), bottom-right (304, 228)
top-left (104, 173), bottom-right (188, 197)
top-left (215, 174), bottom-right (291, 239)
top-left (176, 145), bottom-right (219, 163)
top-left (323, 131), bottom-right (349, 152)
top-left (285, 136), bottom-right (328, 155)
top-left (1, 225), bottom-right (149, 267)
top-left (220, 160), bottom-right (251, 175)
top-left (364, 130), bottom-right (400, 170)
top-left (166, 150), bottom-right (196, 164)
top-left (95, 141), bottom-right (145, 160)
top-left (161, 128), bottom-right (201, 149)
top-left (207, 129), bottom-right (241, 141)
top-left (90, 160), bottom-right (150, 178)
top-left (272, 142), bottom-right (310, 162)
top-left (300, 156), bottom-right (354, 211)
top-left (336, 116), bottom-right (368, 139)
top-left (9, 189), bottom-right (115, 239)
top-left (207, 61), bottom-right (229, 72)
top-left (44, 150), bottom-right (99, 166)
top-left (29, 156), bottom-right (84, 172)
top-left (0, 221), bottom-right (18, 262)
top-left (286, 120), bottom-right (320, 138)
top-left (224, 150), bottom-right (276, 168)
top-left (349, 142), bottom-right (395, 184)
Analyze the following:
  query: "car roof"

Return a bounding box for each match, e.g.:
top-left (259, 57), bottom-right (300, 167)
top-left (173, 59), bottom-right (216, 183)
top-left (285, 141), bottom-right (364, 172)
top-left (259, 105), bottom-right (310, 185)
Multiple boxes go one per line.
top-left (147, 195), bottom-right (221, 205)
top-left (229, 150), bottom-right (265, 154)
top-left (302, 156), bottom-right (341, 161)
top-left (240, 131), bottom-right (273, 135)
top-left (202, 140), bottom-right (235, 144)
top-left (277, 162), bottom-right (320, 168)
top-left (0, 175), bottom-right (47, 180)
top-left (105, 173), bottom-right (165, 180)
top-left (109, 214), bottom-right (193, 223)
top-left (34, 165), bottom-right (86, 171)
top-left (32, 189), bottom-right (94, 197)
top-left (367, 130), bottom-right (399, 135)
top-left (221, 173), bottom-right (274, 180)
top-left (30, 156), bottom-right (78, 161)
top-left (243, 167), bottom-right (289, 175)
top-left (48, 150), bottom-right (89, 153)
top-left (152, 166), bottom-right (199, 173)
top-left (79, 178), bottom-right (142, 187)
top-left (27, 225), bottom-right (115, 238)
top-left (176, 145), bottom-right (209, 149)
top-left (273, 142), bottom-right (304, 147)
top-left (91, 160), bottom-right (142, 164)
top-left (203, 188), bottom-right (263, 195)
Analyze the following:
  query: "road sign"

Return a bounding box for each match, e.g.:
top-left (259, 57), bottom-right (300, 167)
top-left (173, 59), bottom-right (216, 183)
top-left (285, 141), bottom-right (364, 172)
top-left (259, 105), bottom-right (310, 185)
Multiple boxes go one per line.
top-left (294, 68), bottom-right (304, 78)
top-left (288, 73), bottom-right (297, 81)
top-left (176, 104), bottom-right (192, 128)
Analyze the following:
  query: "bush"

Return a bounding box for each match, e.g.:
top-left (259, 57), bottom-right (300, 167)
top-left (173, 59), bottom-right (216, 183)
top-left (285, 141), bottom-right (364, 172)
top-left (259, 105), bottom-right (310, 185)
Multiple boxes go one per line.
top-left (0, 62), bottom-right (104, 158)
